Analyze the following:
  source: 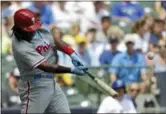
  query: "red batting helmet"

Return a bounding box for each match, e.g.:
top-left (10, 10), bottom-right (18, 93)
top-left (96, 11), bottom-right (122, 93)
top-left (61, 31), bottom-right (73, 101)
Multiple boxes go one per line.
top-left (13, 9), bottom-right (41, 31)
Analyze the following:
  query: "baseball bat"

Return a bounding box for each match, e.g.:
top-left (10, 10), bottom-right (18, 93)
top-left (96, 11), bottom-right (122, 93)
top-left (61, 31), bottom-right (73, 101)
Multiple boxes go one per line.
top-left (85, 71), bottom-right (118, 96)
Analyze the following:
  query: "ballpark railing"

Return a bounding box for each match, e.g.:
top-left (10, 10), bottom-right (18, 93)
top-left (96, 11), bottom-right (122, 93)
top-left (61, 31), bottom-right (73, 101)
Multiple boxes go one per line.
top-left (1, 54), bottom-right (166, 113)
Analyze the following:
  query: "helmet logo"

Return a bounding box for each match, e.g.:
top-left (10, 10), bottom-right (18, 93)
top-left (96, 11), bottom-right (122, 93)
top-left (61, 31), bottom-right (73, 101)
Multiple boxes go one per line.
top-left (31, 17), bottom-right (35, 24)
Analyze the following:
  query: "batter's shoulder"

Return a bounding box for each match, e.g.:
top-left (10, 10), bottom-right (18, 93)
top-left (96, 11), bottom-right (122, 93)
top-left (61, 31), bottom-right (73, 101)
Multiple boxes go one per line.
top-left (12, 37), bottom-right (27, 46)
top-left (12, 38), bottom-right (32, 52)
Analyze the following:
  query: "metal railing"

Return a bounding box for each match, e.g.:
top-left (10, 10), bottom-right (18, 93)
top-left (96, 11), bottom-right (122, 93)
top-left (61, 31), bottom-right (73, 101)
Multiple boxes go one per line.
top-left (2, 54), bottom-right (165, 112)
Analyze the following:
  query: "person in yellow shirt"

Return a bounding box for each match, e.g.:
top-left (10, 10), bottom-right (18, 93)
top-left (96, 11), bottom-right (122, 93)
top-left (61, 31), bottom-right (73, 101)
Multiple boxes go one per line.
top-left (71, 23), bottom-right (88, 44)
top-left (55, 73), bottom-right (73, 87)
top-left (2, 21), bottom-right (12, 55)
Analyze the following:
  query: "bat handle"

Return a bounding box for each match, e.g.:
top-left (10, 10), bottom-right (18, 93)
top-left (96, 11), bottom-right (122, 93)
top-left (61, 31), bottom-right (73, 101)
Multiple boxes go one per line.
top-left (85, 71), bottom-right (95, 80)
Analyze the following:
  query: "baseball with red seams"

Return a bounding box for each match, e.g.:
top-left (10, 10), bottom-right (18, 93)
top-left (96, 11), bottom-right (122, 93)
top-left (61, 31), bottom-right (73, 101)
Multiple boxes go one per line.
top-left (147, 52), bottom-right (154, 60)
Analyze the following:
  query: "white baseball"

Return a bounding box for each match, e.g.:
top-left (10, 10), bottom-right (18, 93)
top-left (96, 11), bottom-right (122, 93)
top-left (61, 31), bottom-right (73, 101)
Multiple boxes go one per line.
top-left (147, 52), bottom-right (154, 60)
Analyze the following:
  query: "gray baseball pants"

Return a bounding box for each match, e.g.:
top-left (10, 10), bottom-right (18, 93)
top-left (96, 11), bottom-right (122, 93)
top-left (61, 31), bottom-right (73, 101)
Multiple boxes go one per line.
top-left (18, 75), bottom-right (70, 114)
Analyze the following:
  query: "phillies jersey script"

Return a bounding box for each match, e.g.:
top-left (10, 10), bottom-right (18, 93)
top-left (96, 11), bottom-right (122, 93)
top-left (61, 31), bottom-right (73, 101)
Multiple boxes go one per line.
top-left (12, 27), bottom-right (57, 78)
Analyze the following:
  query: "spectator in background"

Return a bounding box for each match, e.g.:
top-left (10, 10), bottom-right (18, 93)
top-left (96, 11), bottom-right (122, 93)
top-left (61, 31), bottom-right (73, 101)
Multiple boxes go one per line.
top-left (55, 1), bottom-right (97, 30)
top-left (136, 82), bottom-right (158, 109)
top-left (142, 15), bottom-right (154, 33)
top-left (155, 1), bottom-right (166, 21)
top-left (93, 1), bottom-right (109, 26)
top-left (2, 1), bottom-right (11, 9)
top-left (28, 1), bottom-right (55, 26)
top-left (62, 1), bottom-right (96, 33)
top-left (2, 2), bottom-right (22, 36)
top-left (86, 28), bottom-right (104, 67)
top-left (2, 20), bottom-right (12, 55)
top-left (131, 15), bottom-right (154, 54)
top-left (75, 37), bottom-right (91, 65)
top-left (161, 1), bottom-right (166, 11)
top-left (52, 1), bottom-right (74, 31)
top-left (99, 25), bottom-right (124, 68)
top-left (71, 23), bottom-right (87, 44)
top-left (107, 26), bottom-right (125, 41)
top-left (20, 1), bottom-right (32, 8)
top-left (153, 39), bottom-right (166, 73)
top-left (154, 40), bottom-right (166, 107)
top-left (139, 81), bottom-right (150, 94)
top-left (98, 80), bottom-right (137, 113)
top-left (95, 16), bottom-right (111, 43)
top-left (149, 19), bottom-right (165, 52)
top-left (98, 25), bottom-right (124, 76)
top-left (109, 34), bottom-right (147, 85)
top-left (127, 82), bottom-right (140, 108)
top-left (111, 1), bottom-right (144, 23)
top-left (86, 28), bottom-right (97, 44)
top-left (132, 19), bottom-right (150, 53)
top-left (2, 2), bottom-right (21, 18)
top-left (99, 36), bottom-right (120, 68)
top-left (55, 73), bottom-right (73, 87)
top-left (90, 16), bottom-right (111, 66)
top-left (1, 68), bottom-right (21, 108)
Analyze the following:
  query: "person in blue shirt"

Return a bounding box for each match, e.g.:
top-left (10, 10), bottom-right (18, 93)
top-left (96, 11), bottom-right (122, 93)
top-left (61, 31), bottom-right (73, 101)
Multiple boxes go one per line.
top-left (27, 1), bottom-right (55, 25)
top-left (109, 35), bottom-right (147, 85)
top-left (111, 1), bottom-right (144, 23)
top-left (100, 36), bottom-right (120, 67)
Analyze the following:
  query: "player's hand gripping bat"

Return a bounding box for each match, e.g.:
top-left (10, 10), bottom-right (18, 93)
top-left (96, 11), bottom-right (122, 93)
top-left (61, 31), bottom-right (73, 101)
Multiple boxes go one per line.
top-left (74, 61), bottom-right (118, 96)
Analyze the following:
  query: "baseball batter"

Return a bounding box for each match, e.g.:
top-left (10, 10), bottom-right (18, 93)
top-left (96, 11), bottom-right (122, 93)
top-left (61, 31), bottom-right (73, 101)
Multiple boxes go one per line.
top-left (11, 9), bottom-right (88, 114)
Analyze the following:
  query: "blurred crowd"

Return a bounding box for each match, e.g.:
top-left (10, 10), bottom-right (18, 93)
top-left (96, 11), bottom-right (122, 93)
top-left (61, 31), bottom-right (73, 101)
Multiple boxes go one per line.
top-left (1, 1), bottom-right (166, 112)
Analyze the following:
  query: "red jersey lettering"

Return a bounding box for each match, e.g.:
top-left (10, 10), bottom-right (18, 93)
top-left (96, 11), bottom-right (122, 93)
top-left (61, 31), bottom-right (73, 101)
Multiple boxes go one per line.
top-left (35, 43), bottom-right (51, 54)
top-left (36, 46), bottom-right (42, 54)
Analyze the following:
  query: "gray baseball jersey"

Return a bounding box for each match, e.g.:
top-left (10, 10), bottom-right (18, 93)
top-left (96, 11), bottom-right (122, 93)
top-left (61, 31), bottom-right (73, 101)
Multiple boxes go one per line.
top-left (12, 27), bottom-right (70, 113)
top-left (12, 28), bottom-right (56, 78)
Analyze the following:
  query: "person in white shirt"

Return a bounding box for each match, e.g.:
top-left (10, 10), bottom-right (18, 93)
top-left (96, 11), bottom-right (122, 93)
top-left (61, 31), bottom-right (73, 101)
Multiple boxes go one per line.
top-left (97, 95), bottom-right (123, 113)
top-left (93, 1), bottom-right (109, 27)
top-left (53, 1), bottom-right (96, 33)
top-left (97, 80), bottom-right (137, 113)
top-left (51, 1), bottom-right (74, 31)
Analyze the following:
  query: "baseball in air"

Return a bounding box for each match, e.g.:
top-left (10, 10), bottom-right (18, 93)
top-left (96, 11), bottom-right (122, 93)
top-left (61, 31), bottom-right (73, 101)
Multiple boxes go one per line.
top-left (147, 52), bottom-right (154, 60)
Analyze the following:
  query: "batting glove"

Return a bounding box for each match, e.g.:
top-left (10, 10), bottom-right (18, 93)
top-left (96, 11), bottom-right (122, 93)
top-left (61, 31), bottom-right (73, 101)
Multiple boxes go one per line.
top-left (71, 67), bottom-right (85, 75)
top-left (70, 52), bottom-right (88, 72)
